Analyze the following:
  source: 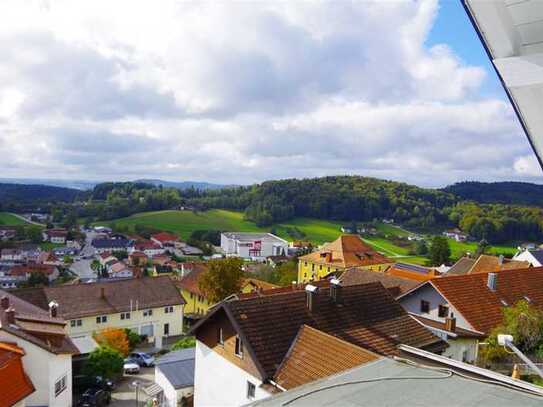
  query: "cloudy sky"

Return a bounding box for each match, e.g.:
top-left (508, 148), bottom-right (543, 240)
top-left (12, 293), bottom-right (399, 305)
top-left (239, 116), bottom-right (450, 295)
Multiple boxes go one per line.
top-left (0, 0), bottom-right (541, 187)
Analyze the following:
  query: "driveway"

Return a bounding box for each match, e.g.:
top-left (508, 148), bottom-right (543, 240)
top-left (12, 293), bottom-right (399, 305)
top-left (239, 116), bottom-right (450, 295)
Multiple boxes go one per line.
top-left (111, 367), bottom-right (155, 406)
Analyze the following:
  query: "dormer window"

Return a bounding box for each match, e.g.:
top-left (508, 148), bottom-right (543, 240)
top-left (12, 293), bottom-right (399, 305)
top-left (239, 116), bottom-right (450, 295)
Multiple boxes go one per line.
top-left (235, 335), bottom-right (243, 358)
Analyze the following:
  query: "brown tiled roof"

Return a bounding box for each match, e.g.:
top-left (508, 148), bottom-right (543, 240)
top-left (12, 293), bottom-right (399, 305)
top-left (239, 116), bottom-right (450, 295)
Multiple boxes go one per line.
top-left (135, 240), bottom-right (162, 251)
top-left (274, 325), bottom-right (380, 389)
top-left (195, 282), bottom-right (445, 379)
top-left (12, 276), bottom-right (185, 319)
top-left (446, 257), bottom-right (476, 276)
top-left (430, 267), bottom-right (543, 334)
top-left (45, 229), bottom-right (68, 237)
top-left (0, 290), bottom-right (78, 355)
top-left (386, 263), bottom-right (439, 282)
top-left (175, 263), bottom-right (209, 296)
top-left (0, 343), bottom-right (35, 406)
top-left (468, 255), bottom-right (530, 275)
top-left (130, 251), bottom-right (147, 258)
top-left (10, 264), bottom-right (56, 276)
top-left (339, 268), bottom-right (419, 297)
top-left (242, 278), bottom-right (279, 292)
top-left (410, 314), bottom-right (485, 339)
top-left (298, 235), bottom-right (392, 268)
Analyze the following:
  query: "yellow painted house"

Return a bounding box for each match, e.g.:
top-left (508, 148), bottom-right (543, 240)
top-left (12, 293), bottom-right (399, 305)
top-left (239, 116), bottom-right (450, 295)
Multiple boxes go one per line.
top-left (297, 235), bottom-right (393, 283)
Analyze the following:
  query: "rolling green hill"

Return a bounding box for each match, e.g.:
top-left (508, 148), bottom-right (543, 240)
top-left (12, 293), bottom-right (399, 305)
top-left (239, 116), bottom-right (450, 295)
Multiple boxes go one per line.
top-left (0, 212), bottom-right (27, 226)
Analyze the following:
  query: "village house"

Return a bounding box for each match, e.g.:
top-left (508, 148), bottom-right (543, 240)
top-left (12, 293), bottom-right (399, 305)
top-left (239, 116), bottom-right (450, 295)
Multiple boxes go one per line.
top-left (99, 251), bottom-right (117, 267)
top-left (447, 254), bottom-right (530, 276)
top-left (190, 280), bottom-right (445, 406)
top-left (107, 261), bottom-right (133, 279)
top-left (442, 228), bottom-right (468, 242)
top-left (0, 226), bottom-right (17, 241)
top-left (151, 231), bottom-right (179, 249)
top-left (17, 243), bottom-right (41, 262)
top-left (1, 248), bottom-right (23, 262)
top-left (175, 263), bottom-right (212, 319)
top-left (37, 251), bottom-right (61, 266)
top-left (128, 250), bottom-right (148, 267)
top-left (397, 267), bottom-right (543, 364)
top-left (132, 239), bottom-right (165, 258)
top-left (10, 264), bottom-right (60, 283)
top-left (0, 290), bottom-right (77, 407)
top-left (12, 276), bottom-right (186, 349)
top-left (513, 248), bottom-right (543, 267)
top-left (91, 237), bottom-right (134, 254)
top-left (297, 235), bottom-right (393, 283)
top-left (42, 228), bottom-right (68, 244)
top-left (221, 232), bottom-right (289, 260)
top-left (155, 348), bottom-right (196, 407)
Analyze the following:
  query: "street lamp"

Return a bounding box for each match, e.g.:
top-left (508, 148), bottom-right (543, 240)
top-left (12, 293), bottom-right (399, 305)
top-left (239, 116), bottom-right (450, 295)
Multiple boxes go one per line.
top-left (131, 380), bottom-right (141, 406)
top-left (497, 334), bottom-right (543, 379)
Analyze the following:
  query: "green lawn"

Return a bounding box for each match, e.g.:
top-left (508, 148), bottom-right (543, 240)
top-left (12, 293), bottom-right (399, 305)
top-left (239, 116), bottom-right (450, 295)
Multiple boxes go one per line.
top-left (95, 209), bottom-right (344, 244)
top-left (373, 222), bottom-right (411, 238)
top-left (0, 212), bottom-right (27, 226)
top-left (446, 238), bottom-right (517, 260)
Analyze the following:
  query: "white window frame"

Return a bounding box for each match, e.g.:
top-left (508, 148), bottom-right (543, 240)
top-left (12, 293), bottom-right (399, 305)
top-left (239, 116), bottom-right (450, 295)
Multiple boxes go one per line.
top-left (235, 335), bottom-right (243, 358)
top-left (143, 309), bottom-right (153, 317)
top-left (96, 315), bottom-right (107, 324)
top-left (164, 306), bottom-right (174, 313)
top-left (54, 374), bottom-right (67, 397)
top-left (121, 312), bottom-right (131, 320)
top-left (247, 381), bottom-right (255, 399)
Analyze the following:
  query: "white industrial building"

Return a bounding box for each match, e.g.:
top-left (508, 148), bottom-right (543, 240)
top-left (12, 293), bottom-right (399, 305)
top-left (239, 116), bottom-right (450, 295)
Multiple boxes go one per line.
top-left (220, 232), bottom-right (289, 260)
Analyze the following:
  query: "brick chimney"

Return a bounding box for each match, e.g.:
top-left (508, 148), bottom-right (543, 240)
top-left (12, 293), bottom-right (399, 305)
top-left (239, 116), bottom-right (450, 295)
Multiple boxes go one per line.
top-left (0, 296), bottom-right (9, 310)
top-left (445, 315), bottom-right (456, 332)
top-left (330, 278), bottom-right (342, 304)
top-left (5, 307), bottom-right (15, 324)
top-left (305, 284), bottom-right (318, 312)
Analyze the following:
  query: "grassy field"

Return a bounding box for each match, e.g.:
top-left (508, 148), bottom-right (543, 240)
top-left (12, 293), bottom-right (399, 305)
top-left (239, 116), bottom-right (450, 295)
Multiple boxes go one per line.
top-left (0, 212), bottom-right (27, 226)
top-left (95, 209), bottom-right (344, 244)
top-left (447, 239), bottom-right (517, 259)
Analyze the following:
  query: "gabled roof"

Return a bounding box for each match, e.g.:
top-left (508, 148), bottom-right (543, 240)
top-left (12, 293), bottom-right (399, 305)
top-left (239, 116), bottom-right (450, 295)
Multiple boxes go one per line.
top-left (418, 267), bottom-right (543, 334)
top-left (339, 268), bottom-right (419, 297)
top-left (10, 264), bottom-right (56, 276)
top-left (175, 264), bottom-right (209, 296)
top-left (135, 240), bottom-right (162, 251)
top-left (0, 342), bottom-right (35, 406)
top-left (0, 290), bottom-right (77, 354)
top-left (410, 314), bottom-right (485, 339)
top-left (12, 276), bottom-right (185, 319)
top-left (274, 325), bottom-right (380, 390)
top-left (151, 232), bottom-right (179, 243)
top-left (192, 282), bottom-right (445, 379)
top-left (242, 278), bottom-right (279, 292)
top-left (446, 257), bottom-right (477, 276)
top-left (299, 235), bottom-right (392, 268)
top-left (386, 263), bottom-right (438, 282)
top-left (468, 255), bottom-right (530, 275)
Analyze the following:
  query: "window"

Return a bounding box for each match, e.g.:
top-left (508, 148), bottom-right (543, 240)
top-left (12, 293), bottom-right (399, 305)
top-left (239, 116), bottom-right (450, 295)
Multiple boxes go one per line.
top-left (55, 375), bottom-right (67, 397)
top-left (70, 319), bottom-right (82, 327)
top-left (190, 293), bottom-right (194, 299)
top-left (420, 300), bottom-right (430, 314)
top-left (311, 264), bottom-right (315, 271)
top-left (143, 309), bottom-right (153, 317)
top-left (319, 265), bottom-right (322, 270)
top-left (121, 312), bottom-right (131, 320)
top-left (438, 305), bottom-right (449, 318)
top-left (96, 315), bottom-right (107, 324)
top-left (304, 261), bottom-right (307, 266)
top-left (247, 381), bottom-right (256, 399)
top-left (235, 335), bottom-right (243, 358)
top-left (218, 327), bottom-right (224, 345)
top-left (164, 306), bottom-right (174, 313)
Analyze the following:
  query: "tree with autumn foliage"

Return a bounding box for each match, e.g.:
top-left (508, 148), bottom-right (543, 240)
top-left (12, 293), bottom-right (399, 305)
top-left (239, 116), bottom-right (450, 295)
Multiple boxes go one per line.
top-left (198, 258), bottom-right (244, 303)
top-left (94, 328), bottom-right (130, 357)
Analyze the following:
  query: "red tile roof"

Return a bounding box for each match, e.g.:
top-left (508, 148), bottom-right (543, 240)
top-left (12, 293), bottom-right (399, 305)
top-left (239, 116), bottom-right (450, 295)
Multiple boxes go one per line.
top-left (339, 268), bottom-right (419, 297)
top-left (274, 325), bottom-right (380, 389)
top-left (429, 267), bottom-right (543, 334)
top-left (135, 240), bottom-right (162, 251)
top-left (130, 251), bottom-right (148, 258)
top-left (299, 235), bottom-right (392, 268)
top-left (0, 342), bottom-right (35, 406)
top-left (193, 282), bottom-right (445, 379)
top-left (10, 264), bottom-right (56, 276)
top-left (151, 232), bottom-right (178, 243)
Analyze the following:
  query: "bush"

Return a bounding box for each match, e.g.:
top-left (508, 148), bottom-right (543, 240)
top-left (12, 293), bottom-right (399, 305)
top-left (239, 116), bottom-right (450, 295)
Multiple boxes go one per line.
top-left (94, 328), bottom-right (130, 357)
top-left (171, 336), bottom-right (196, 350)
top-left (125, 329), bottom-right (142, 350)
top-left (84, 346), bottom-right (124, 379)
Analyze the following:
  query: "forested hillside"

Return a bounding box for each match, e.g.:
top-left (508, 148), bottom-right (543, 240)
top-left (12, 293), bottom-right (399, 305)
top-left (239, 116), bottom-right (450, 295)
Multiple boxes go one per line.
top-left (0, 183), bottom-right (82, 212)
top-left (443, 181), bottom-right (543, 206)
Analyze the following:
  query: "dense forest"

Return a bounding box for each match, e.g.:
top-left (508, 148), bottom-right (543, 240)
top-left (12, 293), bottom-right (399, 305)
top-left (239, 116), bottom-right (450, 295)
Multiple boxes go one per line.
top-left (0, 183), bottom-right (82, 212)
top-left (2, 177), bottom-right (543, 244)
top-left (443, 181), bottom-right (543, 206)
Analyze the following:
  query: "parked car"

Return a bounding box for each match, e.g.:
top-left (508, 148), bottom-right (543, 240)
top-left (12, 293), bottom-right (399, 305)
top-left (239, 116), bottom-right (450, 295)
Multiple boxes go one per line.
top-left (78, 388), bottom-right (111, 406)
top-left (124, 358), bottom-right (140, 374)
top-left (128, 352), bottom-right (155, 367)
top-left (73, 375), bottom-right (114, 394)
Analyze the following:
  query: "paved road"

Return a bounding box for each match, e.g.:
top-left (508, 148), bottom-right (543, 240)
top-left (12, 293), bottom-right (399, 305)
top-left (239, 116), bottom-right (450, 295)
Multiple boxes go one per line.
top-left (70, 259), bottom-right (96, 280)
top-left (9, 213), bottom-right (45, 226)
top-left (111, 367), bottom-right (155, 406)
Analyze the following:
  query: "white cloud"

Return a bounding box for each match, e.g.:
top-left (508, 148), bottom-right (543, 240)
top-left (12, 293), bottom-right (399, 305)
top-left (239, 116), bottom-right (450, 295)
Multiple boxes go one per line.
top-left (0, 0), bottom-right (539, 186)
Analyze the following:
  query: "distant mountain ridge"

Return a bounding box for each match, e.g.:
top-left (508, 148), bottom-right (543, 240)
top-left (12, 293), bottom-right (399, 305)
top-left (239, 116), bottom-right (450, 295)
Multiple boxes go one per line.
top-left (135, 179), bottom-right (230, 190)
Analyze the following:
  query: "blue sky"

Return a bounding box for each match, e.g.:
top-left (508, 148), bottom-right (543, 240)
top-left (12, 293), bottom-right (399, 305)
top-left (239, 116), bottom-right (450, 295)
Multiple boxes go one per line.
top-left (0, 0), bottom-right (540, 186)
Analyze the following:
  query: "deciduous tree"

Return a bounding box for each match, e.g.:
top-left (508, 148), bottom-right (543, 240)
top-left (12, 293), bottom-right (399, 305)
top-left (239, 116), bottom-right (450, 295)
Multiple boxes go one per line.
top-left (198, 258), bottom-right (244, 303)
top-left (94, 328), bottom-right (130, 357)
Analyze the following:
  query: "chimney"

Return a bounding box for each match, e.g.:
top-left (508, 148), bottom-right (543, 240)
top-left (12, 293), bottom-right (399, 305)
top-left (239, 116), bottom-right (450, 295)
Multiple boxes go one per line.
top-left (330, 278), bottom-right (342, 304)
top-left (487, 272), bottom-right (497, 291)
top-left (0, 296), bottom-right (9, 310)
top-left (498, 254), bottom-right (504, 266)
top-left (5, 307), bottom-right (15, 324)
top-left (48, 300), bottom-right (58, 318)
top-left (100, 287), bottom-right (106, 299)
top-left (445, 315), bottom-right (456, 332)
top-left (305, 284), bottom-right (318, 312)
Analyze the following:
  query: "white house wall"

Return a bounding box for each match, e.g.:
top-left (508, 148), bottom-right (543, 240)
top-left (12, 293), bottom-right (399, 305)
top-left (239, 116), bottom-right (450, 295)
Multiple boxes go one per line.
top-left (194, 341), bottom-right (271, 407)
